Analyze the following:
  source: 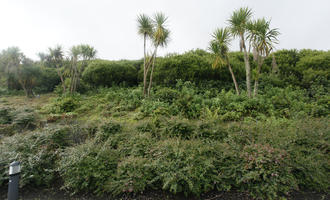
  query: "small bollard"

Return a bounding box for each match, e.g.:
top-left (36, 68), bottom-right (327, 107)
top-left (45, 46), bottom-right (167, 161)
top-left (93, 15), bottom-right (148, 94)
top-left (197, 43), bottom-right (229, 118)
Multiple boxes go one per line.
top-left (8, 161), bottom-right (21, 200)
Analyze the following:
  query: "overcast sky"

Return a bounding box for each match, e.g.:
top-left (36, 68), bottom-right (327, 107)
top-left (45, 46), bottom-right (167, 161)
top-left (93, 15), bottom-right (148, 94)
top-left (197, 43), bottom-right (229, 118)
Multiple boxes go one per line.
top-left (0, 0), bottom-right (329, 60)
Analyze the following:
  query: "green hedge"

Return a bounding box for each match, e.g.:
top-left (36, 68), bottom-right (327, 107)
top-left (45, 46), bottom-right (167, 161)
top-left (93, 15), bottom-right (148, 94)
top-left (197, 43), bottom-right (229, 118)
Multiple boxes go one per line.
top-left (82, 60), bottom-right (138, 87)
top-left (139, 49), bottom-right (247, 88)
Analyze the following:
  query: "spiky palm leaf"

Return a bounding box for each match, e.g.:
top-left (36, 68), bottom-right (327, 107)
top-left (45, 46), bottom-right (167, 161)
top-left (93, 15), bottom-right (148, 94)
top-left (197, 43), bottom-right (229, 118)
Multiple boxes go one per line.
top-left (209, 28), bottom-right (231, 69)
top-left (48, 45), bottom-right (64, 69)
top-left (80, 44), bottom-right (97, 60)
top-left (152, 12), bottom-right (170, 47)
top-left (247, 18), bottom-right (279, 56)
top-left (228, 7), bottom-right (253, 37)
top-left (137, 14), bottom-right (153, 38)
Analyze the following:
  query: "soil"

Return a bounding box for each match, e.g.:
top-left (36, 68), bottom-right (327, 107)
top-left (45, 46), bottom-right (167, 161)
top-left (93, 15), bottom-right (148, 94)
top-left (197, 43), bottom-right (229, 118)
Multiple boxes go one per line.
top-left (0, 186), bottom-right (329, 200)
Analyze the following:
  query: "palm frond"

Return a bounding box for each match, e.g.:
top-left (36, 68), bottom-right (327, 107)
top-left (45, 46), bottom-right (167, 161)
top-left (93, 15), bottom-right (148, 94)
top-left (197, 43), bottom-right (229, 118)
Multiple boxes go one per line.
top-left (247, 18), bottom-right (280, 56)
top-left (137, 14), bottom-right (153, 37)
top-left (228, 7), bottom-right (253, 37)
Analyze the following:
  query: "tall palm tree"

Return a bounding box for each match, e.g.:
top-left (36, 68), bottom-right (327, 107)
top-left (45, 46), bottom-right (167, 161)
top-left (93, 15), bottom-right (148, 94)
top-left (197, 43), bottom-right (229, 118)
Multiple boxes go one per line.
top-left (77, 44), bottom-right (97, 90)
top-left (69, 46), bottom-right (81, 94)
top-left (147, 12), bottom-right (170, 96)
top-left (247, 18), bottom-right (279, 96)
top-left (48, 46), bottom-right (66, 93)
top-left (228, 7), bottom-right (253, 97)
top-left (137, 14), bottom-right (153, 97)
top-left (209, 28), bottom-right (240, 95)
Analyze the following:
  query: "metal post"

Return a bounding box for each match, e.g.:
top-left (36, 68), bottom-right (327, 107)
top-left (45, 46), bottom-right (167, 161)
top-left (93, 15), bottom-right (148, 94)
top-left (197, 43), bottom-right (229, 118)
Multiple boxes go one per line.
top-left (8, 161), bottom-right (21, 200)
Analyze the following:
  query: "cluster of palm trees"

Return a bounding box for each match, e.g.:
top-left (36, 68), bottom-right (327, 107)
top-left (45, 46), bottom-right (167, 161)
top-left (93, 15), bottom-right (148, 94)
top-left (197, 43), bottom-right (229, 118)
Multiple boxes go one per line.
top-left (209, 7), bottom-right (280, 97)
top-left (137, 12), bottom-right (170, 97)
top-left (42, 44), bottom-right (97, 94)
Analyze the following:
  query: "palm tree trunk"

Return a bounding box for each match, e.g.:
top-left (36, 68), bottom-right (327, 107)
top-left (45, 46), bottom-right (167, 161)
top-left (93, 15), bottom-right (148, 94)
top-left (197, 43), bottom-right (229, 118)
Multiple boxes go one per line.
top-left (241, 36), bottom-right (251, 98)
top-left (147, 47), bottom-right (158, 97)
top-left (253, 56), bottom-right (264, 97)
top-left (143, 34), bottom-right (148, 97)
top-left (227, 58), bottom-right (239, 95)
top-left (73, 64), bottom-right (78, 93)
top-left (70, 61), bottom-right (76, 94)
top-left (56, 65), bottom-right (66, 93)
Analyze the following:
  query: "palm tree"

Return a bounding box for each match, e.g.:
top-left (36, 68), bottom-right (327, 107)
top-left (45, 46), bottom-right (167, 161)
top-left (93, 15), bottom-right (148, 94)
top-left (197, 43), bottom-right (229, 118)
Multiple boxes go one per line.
top-left (209, 28), bottom-right (239, 95)
top-left (247, 18), bottom-right (279, 96)
top-left (228, 7), bottom-right (253, 97)
top-left (69, 46), bottom-right (81, 94)
top-left (137, 14), bottom-right (153, 97)
top-left (48, 46), bottom-right (66, 93)
top-left (80, 44), bottom-right (97, 61)
top-left (77, 44), bottom-right (97, 89)
top-left (147, 12), bottom-right (170, 96)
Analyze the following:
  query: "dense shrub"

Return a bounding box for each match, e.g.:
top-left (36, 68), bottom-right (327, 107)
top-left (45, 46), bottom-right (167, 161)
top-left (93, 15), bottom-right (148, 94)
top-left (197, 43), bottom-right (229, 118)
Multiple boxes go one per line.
top-left (0, 107), bottom-right (12, 124)
top-left (138, 50), bottom-right (251, 89)
top-left (0, 127), bottom-right (72, 187)
top-left (107, 156), bottom-right (156, 195)
top-left (82, 60), bottom-right (138, 87)
top-left (35, 67), bottom-right (61, 93)
top-left (96, 121), bottom-right (122, 142)
top-left (164, 119), bottom-right (196, 139)
top-left (150, 139), bottom-right (220, 196)
top-left (44, 95), bottom-right (81, 114)
top-left (237, 144), bottom-right (296, 199)
top-left (58, 141), bottom-right (119, 195)
top-left (0, 107), bottom-right (37, 133)
top-left (12, 107), bottom-right (36, 130)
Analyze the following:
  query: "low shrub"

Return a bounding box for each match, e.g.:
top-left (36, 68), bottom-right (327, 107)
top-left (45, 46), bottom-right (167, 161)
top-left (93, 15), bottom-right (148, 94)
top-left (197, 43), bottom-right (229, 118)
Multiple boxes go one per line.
top-left (106, 156), bottom-right (156, 195)
top-left (0, 108), bottom-right (12, 124)
top-left (58, 141), bottom-right (119, 195)
top-left (44, 95), bottom-right (81, 114)
top-left (0, 127), bottom-right (72, 187)
top-left (150, 139), bottom-right (220, 196)
top-left (96, 121), bottom-right (122, 142)
top-left (164, 120), bottom-right (196, 139)
top-left (12, 108), bottom-right (36, 130)
top-left (237, 143), bottom-right (296, 199)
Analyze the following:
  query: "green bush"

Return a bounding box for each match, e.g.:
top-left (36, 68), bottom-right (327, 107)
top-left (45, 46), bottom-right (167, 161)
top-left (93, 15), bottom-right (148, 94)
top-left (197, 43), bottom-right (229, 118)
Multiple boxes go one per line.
top-left (34, 67), bottom-right (61, 93)
top-left (0, 107), bottom-right (12, 124)
top-left (164, 120), bottom-right (196, 139)
top-left (45, 95), bottom-right (81, 114)
top-left (150, 139), bottom-right (220, 196)
top-left (12, 108), bottom-right (36, 130)
top-left (96, 121), bottom-right (122, 142)
top-left (237, 143), bottom-right (296, 199)
top-left (107, 156), bottom-right (156, 195)
top-left (0, 107), bottom-right (37, 131)
top-left (139, 99), bottom-right (172, 117)
top-left (58, 141), bottom-right (119, 195)
top-left (288, 118), bottom-right (330, 191)
top-left (196, 121), bottom-right (228, 140)
top-left (141, 49), bottom-right (246, 88)
top-left (0, 127), bottom-right (72, 187)
top-left (154, 87), bottom-right (179, 104)
top-left (82, 60), bottom-right (138, 87)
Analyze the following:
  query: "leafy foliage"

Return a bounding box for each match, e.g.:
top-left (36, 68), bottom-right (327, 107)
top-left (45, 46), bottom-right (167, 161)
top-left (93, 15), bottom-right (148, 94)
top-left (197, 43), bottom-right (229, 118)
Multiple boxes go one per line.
top-left (82, 60), bottom-right (138, 87)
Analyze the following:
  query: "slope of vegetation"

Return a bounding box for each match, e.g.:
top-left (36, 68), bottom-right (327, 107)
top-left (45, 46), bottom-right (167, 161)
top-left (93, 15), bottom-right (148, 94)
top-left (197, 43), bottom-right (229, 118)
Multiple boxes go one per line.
top-left (0, 7), bottom-right (329, 200)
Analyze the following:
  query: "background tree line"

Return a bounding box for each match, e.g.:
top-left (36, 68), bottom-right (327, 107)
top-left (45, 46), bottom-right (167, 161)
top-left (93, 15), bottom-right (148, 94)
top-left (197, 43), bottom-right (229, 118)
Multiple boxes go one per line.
top-left (0, 47), bottom-right (329, 98)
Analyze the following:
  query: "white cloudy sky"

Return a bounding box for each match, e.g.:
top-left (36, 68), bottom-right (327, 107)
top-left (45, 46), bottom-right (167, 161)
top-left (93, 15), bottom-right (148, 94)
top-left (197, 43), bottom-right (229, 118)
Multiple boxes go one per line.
top-left (0, 0), bottom-right (329, 60)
